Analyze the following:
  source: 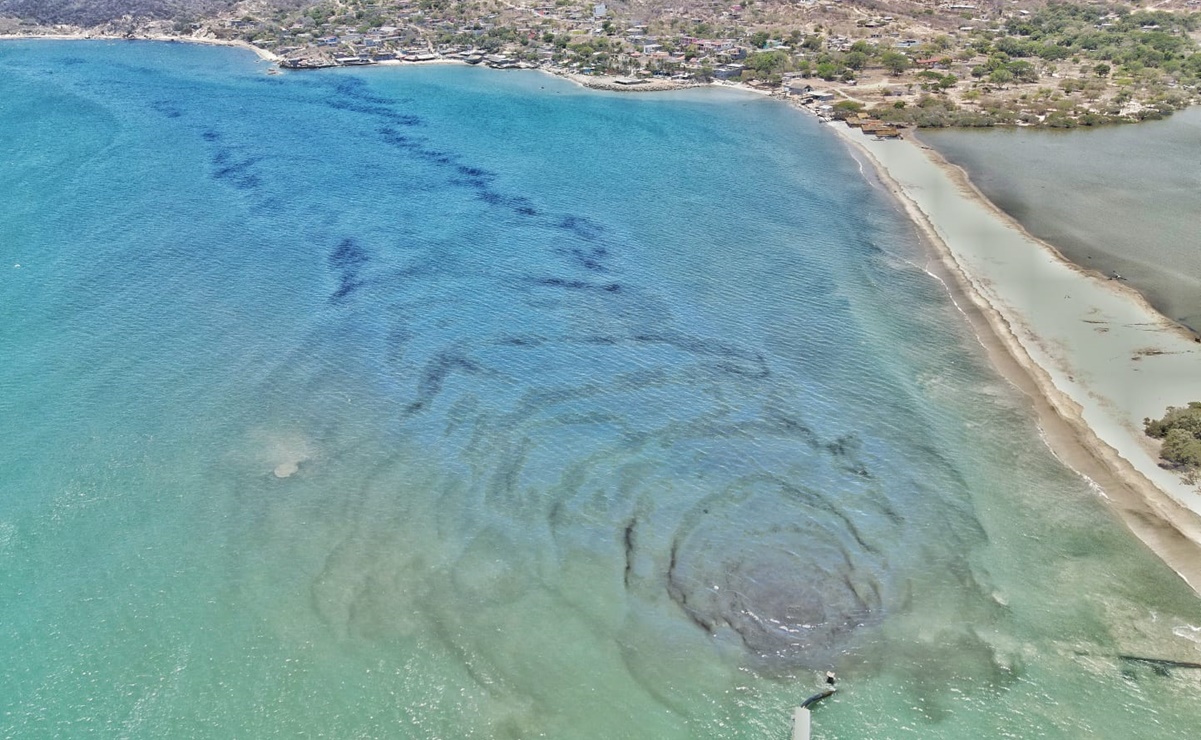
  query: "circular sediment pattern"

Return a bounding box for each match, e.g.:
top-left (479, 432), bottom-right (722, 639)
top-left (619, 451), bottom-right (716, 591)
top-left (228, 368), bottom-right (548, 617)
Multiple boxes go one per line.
top-left (11, 46), bottom-right (1201, 738)
top-left (665, 476), bottom-right (890, 669)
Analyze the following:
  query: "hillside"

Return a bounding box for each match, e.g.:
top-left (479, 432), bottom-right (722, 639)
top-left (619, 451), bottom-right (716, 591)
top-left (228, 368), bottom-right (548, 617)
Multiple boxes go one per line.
top-left (2, 0), bottom-right (1199, 128)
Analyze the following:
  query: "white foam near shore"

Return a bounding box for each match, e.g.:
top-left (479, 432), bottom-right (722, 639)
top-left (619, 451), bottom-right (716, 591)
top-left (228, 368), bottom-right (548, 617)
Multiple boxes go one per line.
top-left (827, 121), bottom-right (1201, 589)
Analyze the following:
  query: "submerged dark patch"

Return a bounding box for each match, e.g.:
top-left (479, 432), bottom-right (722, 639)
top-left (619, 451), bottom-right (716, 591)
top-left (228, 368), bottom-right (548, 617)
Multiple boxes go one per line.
top-left (528, 277), bottom-right (622, 294)
top-left (329, 238), bottom-right (369, 269)
top-left (327, 238), bottom-right (371, 304)
top-left (402, 351), bottom-right (491, 416)
top-left (151, 100), bottom-right (183, 118)
top-left (114, 63), bottom-right (998, 687)
top-left (558, 215), bottom-right (604, 240)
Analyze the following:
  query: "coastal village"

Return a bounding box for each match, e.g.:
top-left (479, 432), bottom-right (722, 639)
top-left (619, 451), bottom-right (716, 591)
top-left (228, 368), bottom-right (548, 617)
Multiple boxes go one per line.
top-left (4, 0), bottom-right (1201, 128)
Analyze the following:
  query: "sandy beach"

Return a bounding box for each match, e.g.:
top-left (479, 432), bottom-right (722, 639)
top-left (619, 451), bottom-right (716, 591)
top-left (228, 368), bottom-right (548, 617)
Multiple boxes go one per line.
top-left (826, 120), bottom-right (1201, 590)
top-left (1, 32), bottom-right (279, 61)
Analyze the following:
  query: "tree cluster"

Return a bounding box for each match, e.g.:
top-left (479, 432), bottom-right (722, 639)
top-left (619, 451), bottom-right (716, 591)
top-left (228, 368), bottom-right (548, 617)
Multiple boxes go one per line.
top-left (1145, 402), bottom-right (1201, 469)
top-left (993, 3), bottom-right (1201, 87)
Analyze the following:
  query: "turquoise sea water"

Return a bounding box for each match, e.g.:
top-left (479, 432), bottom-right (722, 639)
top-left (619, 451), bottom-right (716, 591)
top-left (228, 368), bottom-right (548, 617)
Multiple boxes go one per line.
top-left (2, 41), bottom-right (1201, 737)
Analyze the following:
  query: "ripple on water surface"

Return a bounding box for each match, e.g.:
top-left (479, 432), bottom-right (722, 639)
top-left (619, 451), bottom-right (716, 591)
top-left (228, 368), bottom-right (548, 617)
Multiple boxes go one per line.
top-left (1, 41), bottom-right (1200, 738)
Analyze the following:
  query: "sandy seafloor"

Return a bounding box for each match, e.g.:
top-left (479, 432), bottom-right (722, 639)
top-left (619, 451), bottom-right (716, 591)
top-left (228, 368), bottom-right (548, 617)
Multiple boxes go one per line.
top-left (3, 39), bottom-right (1201, 738)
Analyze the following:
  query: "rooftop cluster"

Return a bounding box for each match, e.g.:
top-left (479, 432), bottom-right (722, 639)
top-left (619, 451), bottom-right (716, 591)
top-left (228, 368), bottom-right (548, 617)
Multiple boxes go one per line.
top-left (3, 0), bottom-right (1200, 127)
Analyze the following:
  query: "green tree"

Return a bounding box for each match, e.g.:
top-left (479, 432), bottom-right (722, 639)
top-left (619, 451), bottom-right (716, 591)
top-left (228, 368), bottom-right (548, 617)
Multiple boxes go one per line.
top-left (1007, 60), bottom-right (1039, 83)
top-left (985, 52), bottom-right (1011, 71)
top-left (1037, 44), bottom-right (1071, 61)
top-left (1163, 429), bottom-right (1201, 467)
top-left (745, 50), bottom-right (790, 74)
top-left (1145, 402), bottom-right (1201, 469)
top-left (1146, 402), bottom-right (1201, 439)
top-left (995, 36), bottom-right (1033, 57)
top-left (880, 51), bottom-right (911, 75)
top-left (815, 61), bottom-right (840, 80)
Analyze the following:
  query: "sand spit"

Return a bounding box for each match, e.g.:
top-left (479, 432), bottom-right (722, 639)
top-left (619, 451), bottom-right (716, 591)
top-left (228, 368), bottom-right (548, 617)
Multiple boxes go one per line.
top-left (828, 122), bottom-right (1201, 591)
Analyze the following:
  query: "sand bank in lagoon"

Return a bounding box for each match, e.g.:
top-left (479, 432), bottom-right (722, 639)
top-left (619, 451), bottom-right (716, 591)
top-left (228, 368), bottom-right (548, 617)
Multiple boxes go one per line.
top-left (827, 122), bottom-right (1201, 590)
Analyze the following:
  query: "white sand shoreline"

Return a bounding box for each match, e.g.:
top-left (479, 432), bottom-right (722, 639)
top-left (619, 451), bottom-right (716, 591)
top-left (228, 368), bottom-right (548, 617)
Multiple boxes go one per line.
top-left (1, 32), bottom-right (279, 61)
top-left (825, 121), bottom-right (1201, 592)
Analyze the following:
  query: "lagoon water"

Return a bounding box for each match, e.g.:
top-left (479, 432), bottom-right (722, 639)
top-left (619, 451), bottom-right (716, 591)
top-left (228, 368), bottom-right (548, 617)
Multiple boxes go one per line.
top-left (2, 41), bottom-right (1201, 737)
top-left (923, 109), bottom-right (1201, 333)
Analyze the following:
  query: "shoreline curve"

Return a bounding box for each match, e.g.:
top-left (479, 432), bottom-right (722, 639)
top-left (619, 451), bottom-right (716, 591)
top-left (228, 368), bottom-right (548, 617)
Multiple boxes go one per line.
top-left (0, 32), bottom-right (279, 61)
top-left (825, 120), bottom-right (1201, 593)
top-left (5, 34), bottom-right (1199, 592)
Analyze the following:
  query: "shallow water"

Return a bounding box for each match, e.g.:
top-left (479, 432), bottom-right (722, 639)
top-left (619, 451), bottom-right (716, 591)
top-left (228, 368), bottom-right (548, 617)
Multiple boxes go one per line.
top-left (2, 41), bottom-right (1200, 737)
top-left (923, 109), bottom-right (1201, 332)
